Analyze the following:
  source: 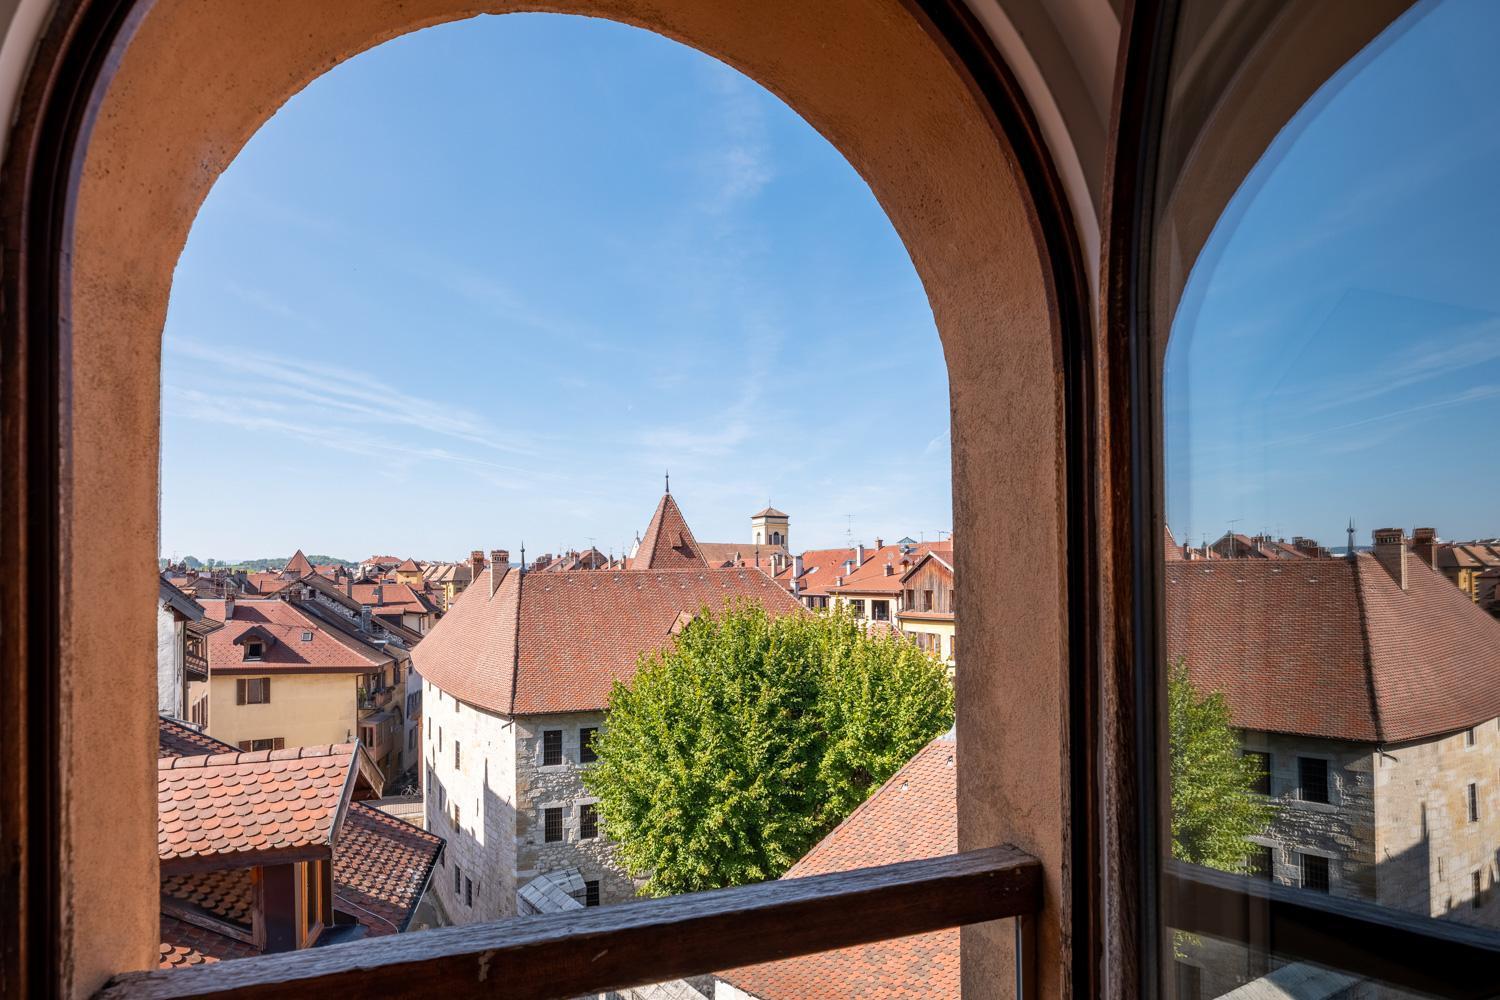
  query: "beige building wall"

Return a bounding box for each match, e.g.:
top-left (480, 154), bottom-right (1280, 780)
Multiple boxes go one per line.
top-left (1375, 720), bottom-right (1500, 927)
top-left (898, 617), bottom-right (957, 665)
top-left (207, 672), bottom-right (359, 749)
top-left (423, 679), bottom-right (518, 923)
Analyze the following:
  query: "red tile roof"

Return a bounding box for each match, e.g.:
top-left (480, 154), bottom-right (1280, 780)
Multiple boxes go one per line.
top-left (1165, 554), bottom-right (1500, 743)
top-left (630, 493), bottom-right (708, 570)
top-left (720, 734), bottom-right (958, 999)
top-left (396, 557), bottom-right (421, 573)
top-left (158, 916), bottom-right (257, 968)
top-left (334, 802), bottom-right (444, 935)
top-left (752, 506), bottom-right (787, 518)
top-left (198, 598), bottom-right (388, 674)
top-left (157, 744), bottom-right (359, 871)
top-left (697, 541), bottom-right (786, 569)
top-left (829, 543), bottom-right (951, 596)
top-left (414, 566), bottom-right (803, 715)
top-left (773, 547), bottom-right (857, 597)
top-left (158, 717), bottom-right (233, 759)
top-left (284, 549), bottom-right (315, 576)
top-left (349, 582), bottom-right (434, 615)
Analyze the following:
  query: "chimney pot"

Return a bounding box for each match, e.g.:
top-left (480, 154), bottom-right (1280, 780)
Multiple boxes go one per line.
top-left (856, 544), bottom-right (866, 567)
top-left (1413, 527), bottom-right (1438, 568)
top-left (223, 594), bottom-right (236, 621)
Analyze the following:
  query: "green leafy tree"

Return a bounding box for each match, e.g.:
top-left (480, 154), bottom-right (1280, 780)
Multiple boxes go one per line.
top-left (1169, 657), bottom-right (1275, 871)
top-left (585, 602), bottom-right (953, 896)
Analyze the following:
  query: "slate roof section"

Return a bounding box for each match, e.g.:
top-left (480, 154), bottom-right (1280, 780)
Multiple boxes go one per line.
top-left (719, 734), bottom-right (958, 999)
top-left (157, 744), bottom-right (359, 870)
top-left (630, 493), bottom-right (708, 570)
top-left (414, 566), bottom-right (803, 715)
top-left (1165, 554), bottom-right (1500, 743)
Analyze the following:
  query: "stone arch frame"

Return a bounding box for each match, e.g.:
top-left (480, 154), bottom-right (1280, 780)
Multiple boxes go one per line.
top-left (0, 0), bottom-right (1099, 995)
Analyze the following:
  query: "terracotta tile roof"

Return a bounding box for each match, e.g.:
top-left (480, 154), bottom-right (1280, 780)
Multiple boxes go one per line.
top-left (752, 506), bottom-right (787, 518)
top-left (697, 541), bottom-right (786, 569)
top-left (349, 582), bottom-right (434, 615)
top-left (244, 572), bottom-right (292, 595)
top-left (158, 716), bottom-right (234, 759)
top-left (198, 598), bottom-right (387, 674)
top-left (773, 547), bottom-right (858, 597)
top-left (162, 868), bottom-right (256, 925)
top-left (157, 744), bottom-right (359, 871)
top-left (829, 543), bottom-right (952, 596)
top-left (720, 734), bottom-right (958, 999)
top-left (1165, 554), bottom-right (1500, 743)
top-left (413, 566), bottom-right (803, 715)
top-left (630, 493), bottom-right (708, 570)
top-left (396, 557), bottom-right (421, 573)
top-left (158, 916), bottom-right (257, 968)
top-left (284, 550), bottom-right (315, 576)
top-left (334, 802), bottom-right (444, 935)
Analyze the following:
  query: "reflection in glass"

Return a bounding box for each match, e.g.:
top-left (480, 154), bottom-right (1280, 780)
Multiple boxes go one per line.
top-left (1155, 0), bottom-right (1500, 994)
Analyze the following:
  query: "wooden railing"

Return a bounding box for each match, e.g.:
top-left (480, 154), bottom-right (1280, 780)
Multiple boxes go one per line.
top-left (99, 845), bottom-right (1039, 999)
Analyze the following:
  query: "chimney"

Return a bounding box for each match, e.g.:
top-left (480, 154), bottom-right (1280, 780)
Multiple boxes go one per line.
top-left (223, 593), bottom-right (235, 621)
top-left (470, 549), bottom-right (485, 582)
top-left (360, 604), bottom-right (372, 631)
top-left (856, 543), bottom-right (866, 567)
top-left (874, 538), bottom-right (884, 550)
top-left (1413, 527), bottom-right (1438, 568)
top-left (884, 563), bottom-right (894, 576)
top-left (374, 584), bottom-right (383, 606)
top-left (1372, 528), bottom-right (1408, 590)
top-left (793, 554), bottom-right (804, 578)
top-left (344, 576), bottom-right (353, 598)
top-left (490, 550), bottom-right (509, 596)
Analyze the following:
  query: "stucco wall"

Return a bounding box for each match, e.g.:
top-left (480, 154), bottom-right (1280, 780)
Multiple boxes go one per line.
top-left (424, 680), bottom-right (518, 922)
top-left (207, 672), bottom-right (358, 749)
top-left (515, 712), bottom-right (635, 907)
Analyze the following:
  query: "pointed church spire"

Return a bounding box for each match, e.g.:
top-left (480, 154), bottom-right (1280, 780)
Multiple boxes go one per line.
top-left (630, 490), bottom-right (708, 570)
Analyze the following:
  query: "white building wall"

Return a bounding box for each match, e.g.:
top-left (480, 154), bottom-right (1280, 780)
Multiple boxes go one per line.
top-left (423, 679), bottom-right (518, 923)
top-left (156, 604), bottom-right (184, 718)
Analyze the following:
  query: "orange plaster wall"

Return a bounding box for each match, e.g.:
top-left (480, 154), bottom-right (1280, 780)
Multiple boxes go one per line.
top-left (66, 1), bottom-right (1069, 993)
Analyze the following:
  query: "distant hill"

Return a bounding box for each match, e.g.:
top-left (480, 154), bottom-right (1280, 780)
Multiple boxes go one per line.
top-left (159, 554), bottom-right (354, 572)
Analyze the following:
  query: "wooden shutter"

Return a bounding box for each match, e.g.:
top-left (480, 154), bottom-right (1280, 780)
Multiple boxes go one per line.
top-left (236, 678), bottom-right (246, 705)
top-left (263, 677), bottom-right (271, 703)
top-left (237, 741), bottom-right (250, 751)
top-left (273, 737), bottom-right (285, 750)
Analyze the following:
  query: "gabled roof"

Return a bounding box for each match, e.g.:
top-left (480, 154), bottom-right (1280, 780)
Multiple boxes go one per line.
top-left (772, 547), bottom-right (858, 597)
top-left (1166, 554), bottom-right (1500, 743)
top-left (159, 577), bottom-right (206, 622)
top-left (157, 744), bottom-right (366, 873)
top-left (719, 734), bottom-right (958, 999)
top-left (828, 542), bottom-right (952, 596)
top-left (199, 598), bottom-right (392, 674)
top-left (396, 557), bottom-right (421, 573)
top-left (630, 493), bottom-right (708, 570)
top-left (898, 550), bottom-right (954, 585)
top-left (413, 566), bottom-right (803, 715)
top-left (284, 550), bottom-right (315, 576)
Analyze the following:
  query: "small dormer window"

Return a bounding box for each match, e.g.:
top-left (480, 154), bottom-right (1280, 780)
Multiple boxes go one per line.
top-left (246, 641), bottom-right (264, 660)
top-left (301, 630), bottom-right (313, 642)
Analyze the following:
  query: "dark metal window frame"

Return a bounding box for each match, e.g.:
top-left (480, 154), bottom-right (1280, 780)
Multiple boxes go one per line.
top-left (1113, 2), bottom-right (1500, 997)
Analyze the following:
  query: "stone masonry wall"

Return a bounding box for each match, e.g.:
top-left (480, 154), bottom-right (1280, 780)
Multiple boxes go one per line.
top-left (422, 679), bottom-right (518, 923)
top-left (1248, 732), bottom-right (1377, 902)
top-left (1375, 719), bottom-right (1500, 928)
top-left (515, 712), bottom-right (636, 906)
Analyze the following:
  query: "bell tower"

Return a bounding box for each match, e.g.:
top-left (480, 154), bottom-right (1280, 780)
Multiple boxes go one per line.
top-left (751, 506), bottom-right (790, 549)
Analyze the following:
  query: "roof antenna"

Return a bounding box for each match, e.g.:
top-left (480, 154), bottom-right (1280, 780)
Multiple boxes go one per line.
top-left (1346, 519), bottom-right (1356, 560)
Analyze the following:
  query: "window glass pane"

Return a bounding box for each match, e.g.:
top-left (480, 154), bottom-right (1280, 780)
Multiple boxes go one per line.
top-left (1154, 0), bottom-right (1500, 993)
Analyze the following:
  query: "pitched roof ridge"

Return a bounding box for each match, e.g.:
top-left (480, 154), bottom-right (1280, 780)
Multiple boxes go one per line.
top-left (1347, 554), bottom-right (1386, 745)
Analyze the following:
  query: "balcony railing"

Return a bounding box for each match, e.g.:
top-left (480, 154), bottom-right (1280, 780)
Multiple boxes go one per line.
top-left (98, 845), bottom-right (1039, 999)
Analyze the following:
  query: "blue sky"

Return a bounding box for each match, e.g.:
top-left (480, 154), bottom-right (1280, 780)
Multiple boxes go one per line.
top-left (160, 14), bottom-right (950, 563)
top-left (1165, 0), bottom-right (1500, 549)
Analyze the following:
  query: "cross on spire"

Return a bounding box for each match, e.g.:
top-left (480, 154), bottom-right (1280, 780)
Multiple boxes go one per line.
top-left (665, 470), bottom-right (671, 494)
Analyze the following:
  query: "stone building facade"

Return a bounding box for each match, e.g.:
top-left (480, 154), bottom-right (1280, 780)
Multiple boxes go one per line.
top-left (415, 493), bottom-right (802, 924)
